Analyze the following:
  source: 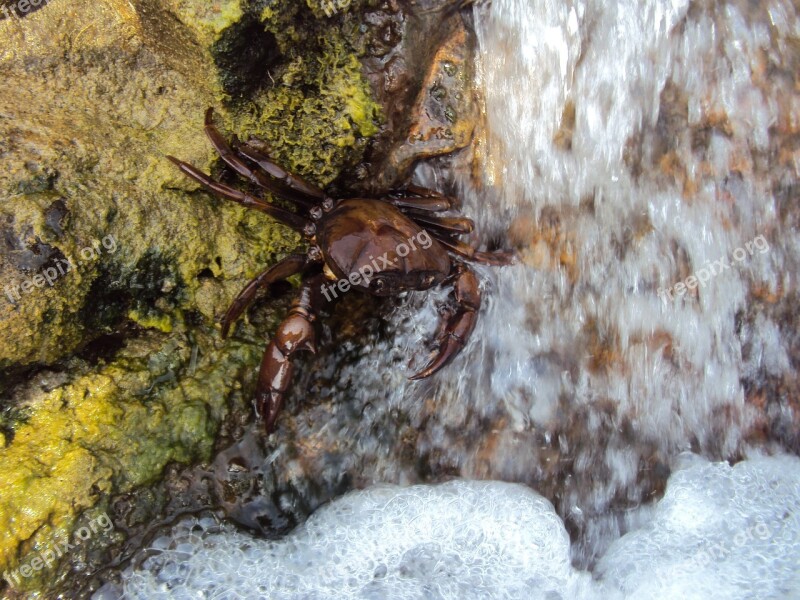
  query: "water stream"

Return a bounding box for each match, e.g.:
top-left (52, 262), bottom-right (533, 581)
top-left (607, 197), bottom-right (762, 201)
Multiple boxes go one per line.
top-left (108, 0), bottom-right (800, 596)
top-left (402, 0), bottom-right (797, 564)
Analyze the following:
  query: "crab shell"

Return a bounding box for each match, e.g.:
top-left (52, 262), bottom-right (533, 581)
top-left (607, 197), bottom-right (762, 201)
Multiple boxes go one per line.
top-left (317, 199), bottom-right (451, 297)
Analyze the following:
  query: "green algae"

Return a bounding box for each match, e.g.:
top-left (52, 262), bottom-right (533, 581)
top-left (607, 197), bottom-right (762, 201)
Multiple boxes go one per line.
top-left (166, 0), bottom-right (245, 47)
top-left (0, 326), bottom-right (263, 591)
top-left (0, 0), bottom-right (383, 594)
top-left (226, 5), bottom-right (384, 187)
top-left (238, 37), bottom-right (382, 186)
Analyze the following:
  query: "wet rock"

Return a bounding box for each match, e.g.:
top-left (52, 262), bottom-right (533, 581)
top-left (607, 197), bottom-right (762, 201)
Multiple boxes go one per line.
top-left (375, 20), bottom-right (478, 190)
top-left (0, 0), bottom-right (382, 595)
top-left (354, 2), bottom-right (480, 192)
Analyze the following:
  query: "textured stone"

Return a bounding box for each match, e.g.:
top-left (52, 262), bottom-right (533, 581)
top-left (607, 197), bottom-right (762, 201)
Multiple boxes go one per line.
top-left (0, 0), bottom-right (381, 594)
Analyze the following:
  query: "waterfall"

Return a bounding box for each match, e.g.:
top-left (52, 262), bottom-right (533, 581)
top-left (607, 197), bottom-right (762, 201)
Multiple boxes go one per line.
top-left (403, 0), bottom-right (797, 562)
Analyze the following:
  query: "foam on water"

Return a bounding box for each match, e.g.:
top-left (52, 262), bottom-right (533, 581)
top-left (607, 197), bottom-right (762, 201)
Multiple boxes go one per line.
top-left (596, 453), bottom-right (800, 599)
top-left (107, 454), bottom-right (800, 599)
top-left (109, 481), bottom-right (596, 600)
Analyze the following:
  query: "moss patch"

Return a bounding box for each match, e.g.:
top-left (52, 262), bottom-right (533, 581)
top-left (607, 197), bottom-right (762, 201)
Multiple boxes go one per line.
top-left (230, 1), bottom-right (383, 186)
top-left (0, 326), bottom-right (262, 590)
top-left (0, 0), bottom-right (382, 594)
top-left (166, 0), bottom-right (245, 47)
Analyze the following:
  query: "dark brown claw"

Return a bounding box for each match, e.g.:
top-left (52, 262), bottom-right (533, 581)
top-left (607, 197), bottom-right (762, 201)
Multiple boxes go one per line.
top-left (410, 266), bottom-right (481, 380)
top-left (255, 313), bottom-right (315, 432)
top-left (255, 272), bottom-right (328, 432)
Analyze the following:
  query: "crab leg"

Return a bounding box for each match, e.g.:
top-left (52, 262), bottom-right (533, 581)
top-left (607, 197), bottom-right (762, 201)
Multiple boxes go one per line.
top-left (221, 253), bottom-right (309, 338)
top-left (386, 195), bottom-right (454, 212)
top-left (233, 141), bottom-right (327, 202)
top-left (203, 109), bottom-right (273, 190)
top-left (410, 266), bottom-right (481, 380)
top-left (406, 213), bottom-right (474, 236)
top-left (202, 109), bottom-right (317, 210)
top-left (166, 156), bottom-right (310, 232)
top-left (433, 236), bottom-right (516, 266)
top-left (256, 271), bottom-right (330, 432)
top-left (403, 184), bottom-right (448, 199)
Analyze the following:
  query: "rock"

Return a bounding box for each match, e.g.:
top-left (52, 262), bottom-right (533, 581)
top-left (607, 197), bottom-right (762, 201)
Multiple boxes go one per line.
top-left (0, 0), bottom-right (382, 594)
top-left (356, 2), bottom-right (481, 192)
top-left (373, 19), bottom-right (478, 190)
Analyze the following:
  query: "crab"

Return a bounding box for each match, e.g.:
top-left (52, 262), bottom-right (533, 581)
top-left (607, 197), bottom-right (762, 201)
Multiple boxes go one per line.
top-left (168, 109), bottom-right (515, 432)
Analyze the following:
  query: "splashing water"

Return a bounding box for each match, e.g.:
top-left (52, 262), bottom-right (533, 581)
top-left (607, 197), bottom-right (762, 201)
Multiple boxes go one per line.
top-left (108, 454), bottom-right (800, 599)
top-left (405, 0), bottom-right (799, 562)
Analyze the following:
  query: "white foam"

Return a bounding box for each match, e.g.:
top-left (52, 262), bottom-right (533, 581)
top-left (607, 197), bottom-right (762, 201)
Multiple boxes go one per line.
top-left (597, 453), bottom-right (800, 599)
top-left (108, 480), bottom-right (596, 600)
top-left (107, 454), bottom-right (800, 599)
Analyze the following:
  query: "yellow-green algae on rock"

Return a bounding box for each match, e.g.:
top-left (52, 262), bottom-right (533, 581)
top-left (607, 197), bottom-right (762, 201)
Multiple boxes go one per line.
top-left (234, 0), bottom-right (383, 186)
top-left (0, 327), bottom-right (264, 591)
top-left (166, 0), bottom-right (245, 47)
top-left (0, 0), bottom-right (381, 593)
top-left (241, 33), bottom-right (381, 185)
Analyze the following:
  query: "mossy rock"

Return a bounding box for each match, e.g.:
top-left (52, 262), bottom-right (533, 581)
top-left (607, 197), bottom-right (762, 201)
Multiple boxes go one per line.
top-left (0, 0), bottom-right (381, 594)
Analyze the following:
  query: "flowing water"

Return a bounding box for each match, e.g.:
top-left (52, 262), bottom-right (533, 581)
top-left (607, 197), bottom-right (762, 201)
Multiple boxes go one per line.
top-left (402, 0), bottom-right (797, 564)
top-left (109, 0), bottom-right (800, 596)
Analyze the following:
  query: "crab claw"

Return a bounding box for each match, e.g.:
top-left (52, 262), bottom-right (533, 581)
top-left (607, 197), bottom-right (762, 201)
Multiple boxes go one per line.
top-left (410, 266), bottom-right (481, 380)
top-left (255, 311), bottom-right (317, 432)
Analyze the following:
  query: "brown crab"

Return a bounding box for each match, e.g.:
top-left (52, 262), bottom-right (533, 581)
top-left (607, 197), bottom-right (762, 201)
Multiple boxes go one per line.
top-left (168, 109), bottom-right (514, 432)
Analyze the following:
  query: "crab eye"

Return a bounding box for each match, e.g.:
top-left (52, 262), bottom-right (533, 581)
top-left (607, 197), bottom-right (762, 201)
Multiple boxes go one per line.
top-left (373, 278), bottom-right (386, 292)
